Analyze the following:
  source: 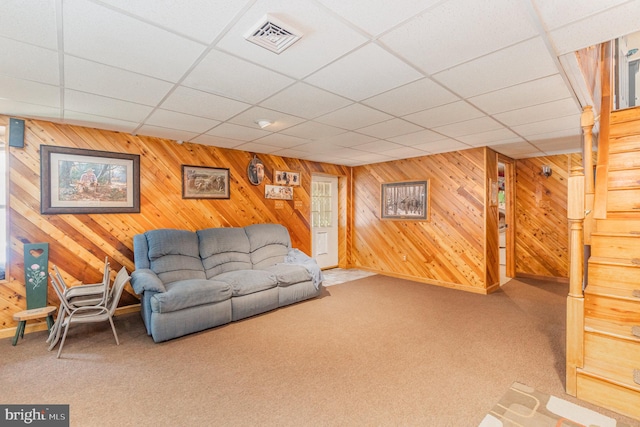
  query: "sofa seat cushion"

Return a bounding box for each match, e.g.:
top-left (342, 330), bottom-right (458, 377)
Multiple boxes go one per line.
top-left (151, 279), bottom-right (232, 314)
top-left (264, 264), bottom-right (311, 287)
top-left (213, 269), bottom-right (277, 296)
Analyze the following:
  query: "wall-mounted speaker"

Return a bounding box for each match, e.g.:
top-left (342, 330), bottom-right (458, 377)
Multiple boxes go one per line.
top-left (9, 118), bottom-right (25, 148)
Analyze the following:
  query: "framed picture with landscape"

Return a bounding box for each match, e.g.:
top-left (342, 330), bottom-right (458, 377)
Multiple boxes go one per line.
top-left (182, 165), bottom-right (230, 199)
top-left (40, 145), bottom-right (140, 214)
top-left (380, 180), bottom-right (429, 220)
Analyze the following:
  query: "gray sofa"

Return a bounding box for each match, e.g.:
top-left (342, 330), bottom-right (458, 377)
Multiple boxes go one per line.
top-left (131, 223), bottom-right (322, 342)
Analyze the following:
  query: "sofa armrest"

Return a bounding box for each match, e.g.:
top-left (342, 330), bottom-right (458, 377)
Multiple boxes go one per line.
top-left (131, 269), bottom-right (166, 294)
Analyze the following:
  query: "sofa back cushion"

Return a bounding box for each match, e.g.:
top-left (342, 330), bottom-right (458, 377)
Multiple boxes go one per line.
top-left (197, 227), bottom-right (252, 278)
top-left (142, 229), bottom-right (206, 284)
top-left (245, 223), bottom-right (291, 269)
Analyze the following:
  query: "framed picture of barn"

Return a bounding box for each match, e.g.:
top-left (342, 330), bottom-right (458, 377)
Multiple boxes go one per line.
top-left (380, 180), bottom-right (429, 220)
top-left (182, 165), bottom-right (230, 199)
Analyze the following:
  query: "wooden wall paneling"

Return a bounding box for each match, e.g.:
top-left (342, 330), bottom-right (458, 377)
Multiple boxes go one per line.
top-left (514, 155), bottom-right (578, 280)
top-left (352, 148), bottom-right (489, 293)
top-left (0, 117), bottom-right (349, 333)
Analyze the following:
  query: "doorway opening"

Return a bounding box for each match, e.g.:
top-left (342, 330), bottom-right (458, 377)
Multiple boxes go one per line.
top-left (498, 157), bottom-right (515, 285)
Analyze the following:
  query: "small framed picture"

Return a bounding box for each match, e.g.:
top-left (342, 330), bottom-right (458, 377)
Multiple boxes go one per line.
top-left (182, 165), bottom-right (230, 199)
top-left (380, 180), bottom-right (429, 220)
top-left (274, 170), bottom-right (301, 186)
top-left (265, 185), bottom-right (293, 200)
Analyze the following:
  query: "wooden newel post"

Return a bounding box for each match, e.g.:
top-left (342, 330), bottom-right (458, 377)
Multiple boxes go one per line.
top-left (566, 166), bottom-right (585, 396)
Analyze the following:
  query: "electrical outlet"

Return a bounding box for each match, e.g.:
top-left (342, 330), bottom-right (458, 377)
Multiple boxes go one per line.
top-left (402, 255), bottom-right (407, 261)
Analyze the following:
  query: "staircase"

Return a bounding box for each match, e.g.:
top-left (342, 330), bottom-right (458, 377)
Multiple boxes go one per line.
top-left (573, 107), bottom-right (640, 419)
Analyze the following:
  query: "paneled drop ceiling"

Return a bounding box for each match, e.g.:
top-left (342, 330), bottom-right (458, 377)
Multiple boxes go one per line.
top-left (1, 0), bottom-right (640, 166)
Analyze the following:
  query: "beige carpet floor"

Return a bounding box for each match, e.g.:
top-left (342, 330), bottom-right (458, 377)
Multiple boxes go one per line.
top-left (2, 275), bottom-right (639, 426)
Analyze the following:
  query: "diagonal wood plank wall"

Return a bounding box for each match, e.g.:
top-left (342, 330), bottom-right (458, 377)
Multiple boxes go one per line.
top-left (514, 154), bottom-right (581, 280)
top-left (0, 115), bottom-right (579, 332)
top-left (0, 117), bottom-right (349, 330)
top-left (350, 148), bottom-right (497, 293)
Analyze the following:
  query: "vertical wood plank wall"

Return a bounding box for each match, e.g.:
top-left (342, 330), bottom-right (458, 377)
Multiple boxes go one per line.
top-left (351, 148), bottom-right (492, 293)
top-left (0, 118), bottom-right (349, 330)
top-left (514, 154), bottom-right (581, 280)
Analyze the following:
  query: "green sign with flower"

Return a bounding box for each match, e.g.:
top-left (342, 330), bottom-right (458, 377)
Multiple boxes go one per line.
top-left (24, 243), bottom-right (49, 309)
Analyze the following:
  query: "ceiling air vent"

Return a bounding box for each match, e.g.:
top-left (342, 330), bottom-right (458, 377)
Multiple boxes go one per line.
top-left (244, 15), bottom-right (302, 54)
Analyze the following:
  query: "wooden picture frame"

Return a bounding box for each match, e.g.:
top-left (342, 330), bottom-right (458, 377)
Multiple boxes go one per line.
top-left (380, 180), bottom-right (429, 220)
top-left (273, 170), bottom-right (301, 186)
top-left (40, 145), bottom-right (140, 214)
top-left (182, 165), bottom-right (230, 199)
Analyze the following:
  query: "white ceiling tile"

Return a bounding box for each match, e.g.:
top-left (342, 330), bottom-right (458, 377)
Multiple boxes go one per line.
top-left (532, 0), bottom-right (629, 31)
top-left (493, 98), bottom-right (580, 126)
top-left (433, 117), bottom-right (503, 138)
top-left (363, 78), bottom-right (459, 116)
top-left (191, 134), bottom-right (245, 149)
top-left (145, 109), bottom-right (220, 133)
top-left (254, 133), bottom-right (311, 149)
top-left (533, 135), bottom-right (582, 152)
top-left (489, 141), bottom-right (542, 158)
top-left (410, 138), bottom-right (470, 153)
top-left (433, 37), bottom-right (558, 98)
top-left (183, 50), bottom-right (295, 104)
top-left (161, 86), bottom-right (251, 121)
top-left (356, 119), bottom-right (423, 139)
top-left (457, 128), bottom-right (523, 146)
top-left (316, 103), bottom-right (393, 130)
top-left (511, 114), bottom-right (581, 137)
top-left (379, 145), bottom-right (430, 159)
top-left (526, 127), bottom-right (581, 142)
top-left (99, 0), bottom-right (248, 44)
top-left (260, 83), bottom-right (352, 119)
top-left (235, 141), bottom-right (287, 154)
top-left (305, 43), bottom-right (423, 101)
top-left (64, 90), bottom-right (153, 122)
top-left (387, 129), bottom-right (449, 146)
top-left (228, 106), bottom-right (305, 131)
top-left (352, 140), bottom-right (405, 152)
top-left (0, 37), bottom-right (59, 85)
top-left (317, 0), bottom-right (441, 36)
top-left (403, 101), bottom-right (485, 128)
top-left (64, 0), bottom-right (206, 82)
top-left (216, 0), bottom-right (368, 79)
top-left (380, 0), bottom-right (538, 73)
top-left (0, 99), bottom-right (61, 120)
top-left (136, 125), bottom-right (200, 142)
top-left (281, 121), bottom-right (347, 139)
top-left (345, 151), bottom-right (395, 164)
top-left (549, 2), bottom-right (640, 54)
top-left (63, 111), bottom-right (139, 133)
top-left (64, 56), bottom-right (174, 105)
top-left (315, 132), bottom-right (377, 148)
top-left (205, 123), bottom-right (269, 141)
top-left (468, 74), bottom-right (572, 114)
top-left (0, 75), bottom-right (59, 108)
top-left (0, 0), bottom-right (58, 49)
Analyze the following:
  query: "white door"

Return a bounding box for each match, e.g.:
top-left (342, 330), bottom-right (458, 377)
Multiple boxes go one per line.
top-left (311, 175), bottom-right (338, 269)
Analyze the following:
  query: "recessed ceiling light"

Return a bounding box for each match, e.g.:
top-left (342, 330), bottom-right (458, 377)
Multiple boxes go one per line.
top-left (256, 119), bottom-right (273, 129)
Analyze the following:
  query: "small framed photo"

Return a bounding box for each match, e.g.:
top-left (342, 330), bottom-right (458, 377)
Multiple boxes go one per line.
top-left (265, 185), bottom-right (293, 200)
top-left (40, 145), bottom-right (140, 214)
top-left (380, 180), bottom-right (429, 220)
top-left (182, 165), bottom-right (230, 199)
top-left (274, 170), bottom-right (300, 186)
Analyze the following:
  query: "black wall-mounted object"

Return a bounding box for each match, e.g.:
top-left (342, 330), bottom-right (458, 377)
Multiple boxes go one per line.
top-left (8, 118), bottom-right (25, 148)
